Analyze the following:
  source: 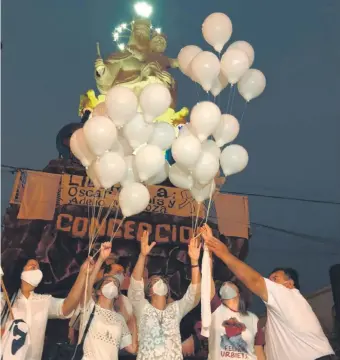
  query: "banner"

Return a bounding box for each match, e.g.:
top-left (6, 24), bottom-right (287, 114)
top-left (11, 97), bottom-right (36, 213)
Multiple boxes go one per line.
top-left (2, 170), bottom-right (250, 357)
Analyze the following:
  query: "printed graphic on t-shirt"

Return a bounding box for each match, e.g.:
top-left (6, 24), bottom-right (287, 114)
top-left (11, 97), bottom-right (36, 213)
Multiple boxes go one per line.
top-left (220, 317), bottom-right (249, 358)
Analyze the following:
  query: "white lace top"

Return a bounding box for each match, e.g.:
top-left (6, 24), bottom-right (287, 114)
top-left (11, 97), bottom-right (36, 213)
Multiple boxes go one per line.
top-left (80, 299), bottom-right (132, 360)
top-left (128, 277), bottom-right (200, 360)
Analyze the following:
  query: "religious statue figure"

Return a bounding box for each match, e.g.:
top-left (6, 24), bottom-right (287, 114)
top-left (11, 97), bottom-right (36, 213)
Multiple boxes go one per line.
top-left (94, 18), bottom-right (179, 107)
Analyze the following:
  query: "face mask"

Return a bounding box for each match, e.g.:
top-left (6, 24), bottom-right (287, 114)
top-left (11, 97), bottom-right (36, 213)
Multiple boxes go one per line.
top-left (101, 282), bottom-right (118, 300)
top-left (220, 283), bottom-right (237, 300)
top-left (114, 273), bottom-right (125, 286)
top-left (21, 269), bottom-right (43, 287)
top-left (152, 279), bottom-right (168, 297)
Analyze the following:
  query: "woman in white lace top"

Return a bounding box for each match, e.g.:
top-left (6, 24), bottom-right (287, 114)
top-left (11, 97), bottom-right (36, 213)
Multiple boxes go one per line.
top-left (128, 231), bottom-right (201, 360)
top-left (80, 242), bottom-right (138, 360)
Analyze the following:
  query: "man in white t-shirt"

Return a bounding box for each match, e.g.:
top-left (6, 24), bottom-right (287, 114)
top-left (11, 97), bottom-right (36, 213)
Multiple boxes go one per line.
top-left (201, 224), bottom-right (335, 360)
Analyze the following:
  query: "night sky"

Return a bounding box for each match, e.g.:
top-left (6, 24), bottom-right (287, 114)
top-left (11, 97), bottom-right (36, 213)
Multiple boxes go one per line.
top-left (2, 0), bottom-right (340, 312)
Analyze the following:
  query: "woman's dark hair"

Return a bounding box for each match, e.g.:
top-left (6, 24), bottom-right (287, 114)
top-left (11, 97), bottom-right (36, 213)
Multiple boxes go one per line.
top-left (1, 255), bottom-right (38, 326)
top-left (221, 281), bottom-right (249, 315)
top-left (270, 267), bottom-right (300, 290)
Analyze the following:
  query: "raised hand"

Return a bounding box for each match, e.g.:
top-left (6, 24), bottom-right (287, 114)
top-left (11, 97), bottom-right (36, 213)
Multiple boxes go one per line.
top-left (204, 235), bottom-right (229, 260)
top-left (99, 242), bottom-right (112, 261)
top-left (140, 230), bottom-right (156, 257)
top-left (200, 224), bottom-right (213, 242)
top-left (188, 237), bottom-right (202, 263)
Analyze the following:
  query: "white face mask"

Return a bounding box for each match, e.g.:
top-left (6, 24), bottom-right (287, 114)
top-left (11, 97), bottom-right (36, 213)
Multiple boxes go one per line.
top-left (21, 269), bottom-right (43, 287)
top-left (220, 283), bottom-right (238, 300)
top-left (114, 273), bottom-right (125, 287)
top-left (101, 282), bottom-right (118, 300)
top-left (152, 279), bottom-right (168, 297)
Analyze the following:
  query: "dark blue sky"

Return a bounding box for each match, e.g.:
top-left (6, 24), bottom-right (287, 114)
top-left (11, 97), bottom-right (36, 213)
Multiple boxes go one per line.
top-left (2, 0), bottom-right (340, 311)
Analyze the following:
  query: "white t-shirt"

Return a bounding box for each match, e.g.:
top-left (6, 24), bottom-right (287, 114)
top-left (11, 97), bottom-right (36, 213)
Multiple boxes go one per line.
top-left (209, 301), bottom-right (262, 360)
top-left (80, 298), bottom-right (132, 360)
top-left (264, 278), bottom-right (334, 360)
top-left (128, 276), bottom-right (200, 360)
top-left (2, 291), bottom-right (72, 360)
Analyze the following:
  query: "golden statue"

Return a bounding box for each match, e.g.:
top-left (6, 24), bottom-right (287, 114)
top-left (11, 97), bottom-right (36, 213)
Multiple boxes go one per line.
top-left (94, 18), bottom-right (179, 107)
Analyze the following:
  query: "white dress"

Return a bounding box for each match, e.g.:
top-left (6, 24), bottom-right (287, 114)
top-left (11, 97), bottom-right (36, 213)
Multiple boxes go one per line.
top-left (80, 298), bottom-right (132, 360)
top-left (128, 276), bottom-right (200, 360)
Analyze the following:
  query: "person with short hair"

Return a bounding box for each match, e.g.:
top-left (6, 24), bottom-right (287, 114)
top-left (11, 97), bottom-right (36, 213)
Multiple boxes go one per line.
top-left (202, 224), bottom-right (335, 360)
top-left (128, 230), bottom-right (201, 360)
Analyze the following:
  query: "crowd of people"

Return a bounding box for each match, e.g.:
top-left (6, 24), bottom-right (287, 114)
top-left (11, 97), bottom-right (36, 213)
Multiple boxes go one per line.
top-left (0, 225), bottom-right (336, 360)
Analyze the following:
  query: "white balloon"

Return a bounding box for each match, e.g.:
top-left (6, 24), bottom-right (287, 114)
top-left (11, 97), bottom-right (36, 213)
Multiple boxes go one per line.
top-left (191, 181), bottom-right (216, 203)
top-left (228, 41), bottom-right (255, 67)
top-left (220, 144), bottom-right (249, 176)
top-left (123, 113), bottom-right (154, 149)
top-left (238, 69), bottom-right (266, 102)
top-left (202, 13), bottom-right (233, 52)
top-left (140, 84), bottom-right (172, 123)
top-left (83, 116), bottom-right (117, 156)
top-left (111, 135), bottom-right (133, 156)
top-left (190, 101), bottom-right (221, 142)
top-left (70, 128), bottom-right (95, 167)
top-left (121, 155), bottom-right (140, 187)
top-left (193, 151), bottom-right (220, 185)
top-left (221, 48), bottom-right (250, 84)
top-left (201, 140), bottom-right (221, 158)
top-left (210, 72), bottom-right (229, 97)
top-left (178, 45), bottom-right (202, 77)
top-left (169, 164), bottom-right (194, 190)
top-left (86, 161), bottom-right (101, 188)
top-left (213, 114), bottom-right (240, 147)
top-left (135, 144), bottom-right (165, 182)
top-left (94, 152), bottom-right (126, 189)
top-left (171, 134), bottom-right (202, 169)
top-left (106, 86), bottom-right (138, 127)
top-left (190, 51), bottom-right (220, 92)
top-left (146, 161), bottom-right (169, 185)
top-left (119, 182), bottom-right (150, 217)
top-left (148, 122), bottom-right (176, 150)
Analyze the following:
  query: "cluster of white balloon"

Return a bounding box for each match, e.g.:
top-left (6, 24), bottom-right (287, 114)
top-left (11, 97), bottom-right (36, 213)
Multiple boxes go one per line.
top-left (70, 11), bottom-right (266, 219)
top-left (178, 12), bottom-right (266, 100)
top-left (70, 83), bottom-right (176, 218)
top-left (169, 12), bottom-right (267, 203)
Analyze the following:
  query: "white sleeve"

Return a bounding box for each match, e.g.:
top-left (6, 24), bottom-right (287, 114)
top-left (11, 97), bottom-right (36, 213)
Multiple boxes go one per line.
top-left (176, 283), bottom-right (200, 319)
top-left (263, 278), bottom-right (289, 312)
top-left (48, 297), bottom-right (74, 319)
top-left (119, 315), bottom-right (132, 350)
top-left (127, 276), bottom-right (148, 320)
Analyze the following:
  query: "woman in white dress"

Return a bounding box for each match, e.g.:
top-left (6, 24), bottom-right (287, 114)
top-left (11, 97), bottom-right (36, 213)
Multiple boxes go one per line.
top-left (80, 242), bottom-right (138, 360)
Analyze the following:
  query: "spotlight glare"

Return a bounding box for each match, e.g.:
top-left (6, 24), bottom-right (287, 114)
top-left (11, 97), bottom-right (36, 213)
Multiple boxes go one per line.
top-left (134, 2), bottom-right (153, 18)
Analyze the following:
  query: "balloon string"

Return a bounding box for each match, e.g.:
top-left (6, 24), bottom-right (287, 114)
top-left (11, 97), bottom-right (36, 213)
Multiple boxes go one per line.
top-left (109, 217), bottom-right (126, 243)
top-left (204, 182), bottom-right (215, 224)
top-left (239, 101), bottom-right (248, 126)
top-left (193, 202), bottom-right (201, 236)
top-left (226, 85), bottom-right (233, 114)
top-left (229, 86), bottom-right (237, 115)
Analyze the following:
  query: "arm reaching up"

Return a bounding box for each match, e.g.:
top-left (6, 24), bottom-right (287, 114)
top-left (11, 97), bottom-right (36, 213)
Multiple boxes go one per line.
top-left (131, 230), bottom-right (156, 281)
top-left (81, 242), bottom-right (112, 307)
top-left (201, 224), bottom-right (268, 302)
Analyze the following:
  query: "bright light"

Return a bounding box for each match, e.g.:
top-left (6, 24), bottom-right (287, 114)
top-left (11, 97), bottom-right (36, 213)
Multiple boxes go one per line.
top-left (113, 32), bottom-right (119, 41)
top-left (118, 43), bottom-right (125, 51)
top-left (155, 27), bottom-right (161, 34)
top-left (121, 23), bottom-right (127, 29)
top-left (134, 2), bottom-right (153, 18)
